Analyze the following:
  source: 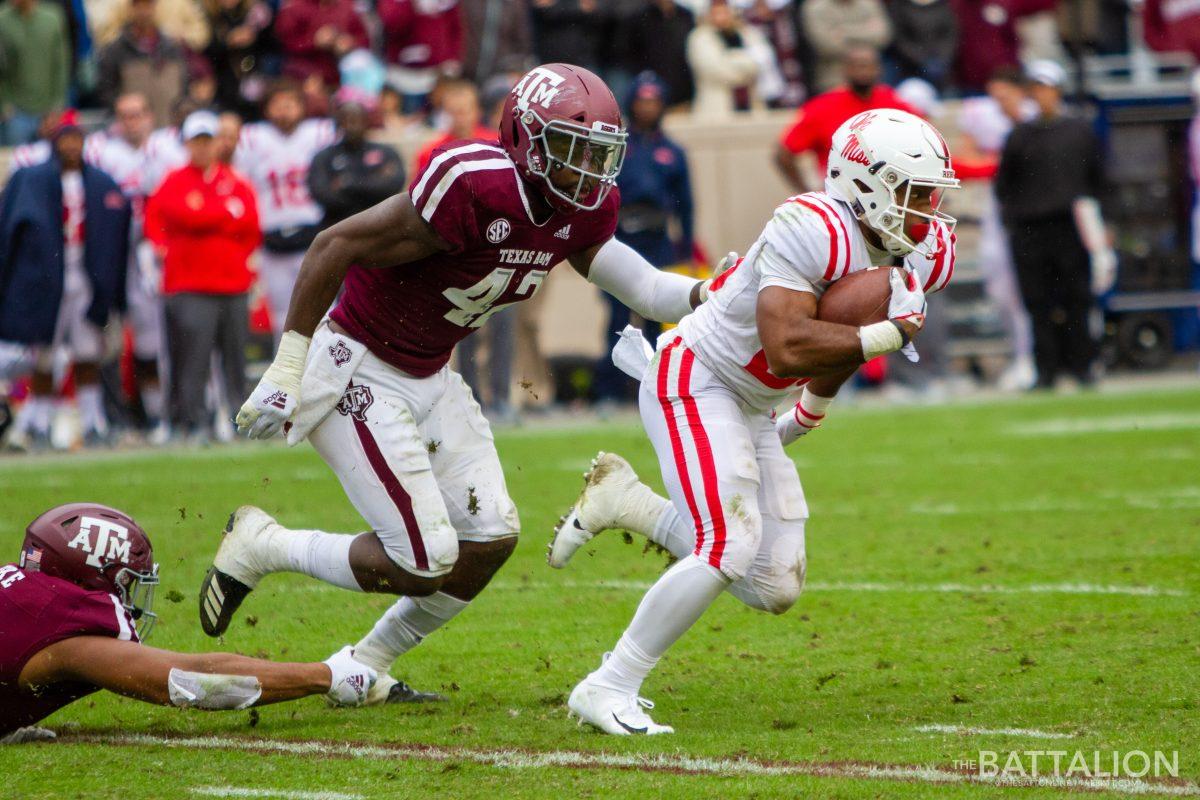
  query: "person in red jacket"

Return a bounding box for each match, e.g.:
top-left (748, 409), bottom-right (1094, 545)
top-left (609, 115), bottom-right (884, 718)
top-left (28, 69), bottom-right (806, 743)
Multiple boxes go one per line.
top-left (773, 46), bottom-right (921, 193)
top-left (145, 111), bottom-right (261, 442)
top-left (274, 0), bottom-right (370, 89)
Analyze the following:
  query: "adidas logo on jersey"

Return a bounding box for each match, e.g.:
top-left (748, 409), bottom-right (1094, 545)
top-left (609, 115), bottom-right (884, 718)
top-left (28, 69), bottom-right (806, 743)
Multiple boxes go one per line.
top-left (554, 225), bottom-right (571, 240)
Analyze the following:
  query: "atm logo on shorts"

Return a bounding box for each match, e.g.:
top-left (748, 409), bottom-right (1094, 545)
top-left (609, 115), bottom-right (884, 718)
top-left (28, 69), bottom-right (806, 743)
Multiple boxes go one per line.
top-left (329, 339), bottom-right (353, 366)
top-left (336, 383), bottom-right (374, 422)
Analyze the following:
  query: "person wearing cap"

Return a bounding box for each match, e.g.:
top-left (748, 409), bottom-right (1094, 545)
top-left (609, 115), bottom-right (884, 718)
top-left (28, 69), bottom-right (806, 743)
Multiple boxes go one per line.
top-left (307, 93), bottom-right (406, 228)
top-left (595, 70), bottom-right (694, 408)
top-left (994, 60), bottom-right (1108, 389)
top-left (0, 110), bottom-right (131, 450)
top-left (145, 111), bottom-right (261, 442)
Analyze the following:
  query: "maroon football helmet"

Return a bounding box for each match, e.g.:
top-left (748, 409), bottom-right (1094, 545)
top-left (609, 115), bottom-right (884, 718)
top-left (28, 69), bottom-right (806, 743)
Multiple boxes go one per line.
top-left (21, 503), bottom-right (159, 639)
top-left (499, 63), bottom-right (626, 212)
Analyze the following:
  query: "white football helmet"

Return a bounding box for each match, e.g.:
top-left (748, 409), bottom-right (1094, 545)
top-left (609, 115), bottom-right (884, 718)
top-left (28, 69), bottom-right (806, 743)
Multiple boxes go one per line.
top-left (826, 109), bottom-right (960, 258)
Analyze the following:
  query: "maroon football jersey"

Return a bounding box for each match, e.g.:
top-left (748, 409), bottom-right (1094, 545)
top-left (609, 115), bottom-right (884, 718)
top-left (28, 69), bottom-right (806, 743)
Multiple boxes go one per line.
top-left (0, 564), bottom-right (137, 736)
top-left (330, 141), bottom-right (619, 377)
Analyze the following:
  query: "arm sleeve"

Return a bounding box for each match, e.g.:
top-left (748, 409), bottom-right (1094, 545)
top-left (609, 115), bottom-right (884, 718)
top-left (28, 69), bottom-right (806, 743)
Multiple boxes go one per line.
top-left (757, 201), bottom-right (841, 292)
top-left (587, 238), bottom-right (701, 323)
top-left (407, 153), bottom-right (479, 252)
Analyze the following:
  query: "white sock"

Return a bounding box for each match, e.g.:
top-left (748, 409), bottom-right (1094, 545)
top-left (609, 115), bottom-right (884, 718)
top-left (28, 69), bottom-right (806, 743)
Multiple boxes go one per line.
top-left (609, 480), bottom-right (671, 534)
top-left (141, 384), bottom-right (165, 421)
top-left (354, 591), bottom-right (470, 672)
top-left (648, 504), bottom-right (696, 558)
top-left (257, 526), bottom-right (363, 591)
top-left (77, 385), bottom-right (107, 434)
top-left (16, 396), bottom-right (53, 436)
top-left (591, 555), bottom-right (729, 695)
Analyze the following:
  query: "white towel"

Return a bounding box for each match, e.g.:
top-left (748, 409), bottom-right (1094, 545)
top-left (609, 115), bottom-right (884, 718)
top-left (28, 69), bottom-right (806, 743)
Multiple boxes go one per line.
top-left (286, 322), bottom-right (368, 446)
top-left (611, 324), bottom-right (654, 381)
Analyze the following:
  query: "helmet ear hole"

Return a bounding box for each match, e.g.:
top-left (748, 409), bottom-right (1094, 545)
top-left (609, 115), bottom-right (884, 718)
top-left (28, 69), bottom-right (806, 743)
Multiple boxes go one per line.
top-left (853, 179), bottom-right (873, 194)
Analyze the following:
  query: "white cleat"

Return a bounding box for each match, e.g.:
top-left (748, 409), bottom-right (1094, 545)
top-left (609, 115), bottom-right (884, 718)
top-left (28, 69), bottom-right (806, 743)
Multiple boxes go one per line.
top-left (548, 452), bottom-right (643, 569)
top-left (567, 677), bottom-right (674, 736)
top-left (199, 506), bottom-right (277, 636)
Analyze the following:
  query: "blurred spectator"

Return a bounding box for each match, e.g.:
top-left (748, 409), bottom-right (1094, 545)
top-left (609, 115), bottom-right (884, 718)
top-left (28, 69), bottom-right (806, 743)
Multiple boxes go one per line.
top-left (215, 110), bottom-right (242, 163)
top-left (687, 0), bottom-right (770, 117)
top-left (274, 0), bottom-right (368, 89)
top-left (414, 80), bottom-right (494, 170)
top-left (774, 46), bottom-right (919, 192)
top-left (0, 112), bottom-right (131, 448)
top-left (1191, 71), bottom-right (1200, 268)
top-left (1057, 0), bottom-right (1128, 57)
top-left (308, 98), bottom-right (406, 227)
top-left (87, 91), bottom-right (168, 436)
top-left (0, 0), bottom-right (70, 145)
top-left (531, 0), bottom-right (606, 74)
top-left (595, 71), bottom-right (693, 407)
top-left (146, 111), bottom-right (260, 441)
top-left (202, 0), bottom-right (275, 116)
top-left (140, 96), bottom-right (197, 192)
top-left (740, 0), bottom-right (805, 108)
top-left (886, 0), bottom-right (957, 90)
top-left (95, 0), bottom-right (188, 125)
top-left (95, 0), bottom-right (212, 51)
top-left (379, 0), bottom-right (463, 113)
top-left (957, 66), bottom-right (1037, 390)
top-left (1143, 0), bottom-right (1200, 61)
top-left (611, 0), bottom-right (694, 107)
top-left (995, 61), bottom-right (1105, 389)
top-left (802, 0), bottom-right (891, 93)
top-left (460, 0), bottom-right (532, 84)
top-left (1015, 0), bottom-right (1065, 64)
top-left (6, 113), bottom-right (59, 175)
top-left (233, 81), bottom-right (335, 338)
top-left (950, 0), bottom-right (1020, 94)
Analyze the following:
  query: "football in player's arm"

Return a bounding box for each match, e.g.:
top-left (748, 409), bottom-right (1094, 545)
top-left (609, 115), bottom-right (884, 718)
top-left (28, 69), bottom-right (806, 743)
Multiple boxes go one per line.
top-left (1, 504), bottom-right (376, 743)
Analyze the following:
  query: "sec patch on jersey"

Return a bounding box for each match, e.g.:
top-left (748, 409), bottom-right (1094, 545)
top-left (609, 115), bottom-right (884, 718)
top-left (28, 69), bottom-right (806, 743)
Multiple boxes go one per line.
top-left (816, 267), bottom-right (895, 326)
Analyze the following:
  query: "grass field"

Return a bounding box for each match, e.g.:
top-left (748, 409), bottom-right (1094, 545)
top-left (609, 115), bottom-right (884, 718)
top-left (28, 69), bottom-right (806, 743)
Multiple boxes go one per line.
top-left (2, 386), bottom-right (1198, 799)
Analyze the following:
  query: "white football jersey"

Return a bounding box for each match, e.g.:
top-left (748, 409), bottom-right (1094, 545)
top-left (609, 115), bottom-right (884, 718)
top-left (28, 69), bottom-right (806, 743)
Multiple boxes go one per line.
top-left (234, 118), bottom-right (336, 232)
top-left (142, 126), bottom-right (188, 195)
top-left (674, 191), bottom-right (956, 412)
top-left (7, 140), bottom-right (50, 175)
top-left (84, 131), bottom-right (154, 223)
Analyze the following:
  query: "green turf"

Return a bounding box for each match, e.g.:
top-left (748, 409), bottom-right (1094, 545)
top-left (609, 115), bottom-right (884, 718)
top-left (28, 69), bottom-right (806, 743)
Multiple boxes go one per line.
top-left (2, 387), bottom-right (1198, 798)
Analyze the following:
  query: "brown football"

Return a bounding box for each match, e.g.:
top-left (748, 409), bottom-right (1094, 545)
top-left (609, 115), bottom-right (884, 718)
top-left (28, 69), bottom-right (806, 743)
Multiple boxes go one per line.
top-left (816, 267), bottom-right (895, 326)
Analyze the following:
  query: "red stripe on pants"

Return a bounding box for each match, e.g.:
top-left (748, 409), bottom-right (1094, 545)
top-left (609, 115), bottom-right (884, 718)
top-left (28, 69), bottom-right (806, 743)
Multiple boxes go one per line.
top-left (351, 412), bottom-right (430, 572)
top-left (676, 348), bottom-right (727, 569)
top-left (657, 340), bottom-right (705, 556)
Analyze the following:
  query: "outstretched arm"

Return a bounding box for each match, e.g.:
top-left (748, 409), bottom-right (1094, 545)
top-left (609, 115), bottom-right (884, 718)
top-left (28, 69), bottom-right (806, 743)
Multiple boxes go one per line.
top-left (284, 193), bottom-right (448, 337)
top-left (21, 637), bottom-right (328, 706)
top-left (569, 238), bottom-right (707, 324)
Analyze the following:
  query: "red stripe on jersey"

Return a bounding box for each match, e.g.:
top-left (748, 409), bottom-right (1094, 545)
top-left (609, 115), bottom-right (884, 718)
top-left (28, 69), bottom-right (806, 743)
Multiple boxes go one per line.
top-left (677, 348), bottom-right (727, 569)
top-left (792, 197), bottom-right (840, 281)
top-left (708, 257), bottom-right (742, 293)
top-left (350, 409), bottom-right (429, 572)
top-left (925, 224), bottom-right (947, 292)
top-left (808, 194), bottom-right (852, 279)
top-left (941, 230), bottom-right (957, 291)
top-left (657, 341), bottom-right (706, 557)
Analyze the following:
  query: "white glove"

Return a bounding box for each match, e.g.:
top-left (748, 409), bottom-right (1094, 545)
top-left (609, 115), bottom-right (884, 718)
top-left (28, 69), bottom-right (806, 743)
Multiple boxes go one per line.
top-left (1090, 248), bottom-right (1118, 295)
top-left (236, 331), bottom-right (310, 439)
top-left (697, 251), bottom-right (740, 303)
top-left (888, 267), bottom-right (926, 330)
top-left (775, 388), bottom-right (833, 446)
top-left (323, 645), bottom-right (377, 707)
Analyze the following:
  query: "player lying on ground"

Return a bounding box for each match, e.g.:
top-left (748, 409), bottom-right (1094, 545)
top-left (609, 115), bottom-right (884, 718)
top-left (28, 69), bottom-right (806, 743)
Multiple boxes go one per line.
top-left (548, 109), bottom-right (960, 734)
top-left (1, 503), bottom-right (377, 743)
top-left (200, 63), bottom-right (720, 705)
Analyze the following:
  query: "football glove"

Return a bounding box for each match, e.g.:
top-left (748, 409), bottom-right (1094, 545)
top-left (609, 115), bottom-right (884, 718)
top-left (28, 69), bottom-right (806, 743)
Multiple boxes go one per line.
top-left (697, 251), bottom-right (739, 303)
top-left (323, 645), bottom-right (377, 707)
top-left (775, 388), bottom-right (834, 446)
top-left (236, 330), bottom-right (310, 439)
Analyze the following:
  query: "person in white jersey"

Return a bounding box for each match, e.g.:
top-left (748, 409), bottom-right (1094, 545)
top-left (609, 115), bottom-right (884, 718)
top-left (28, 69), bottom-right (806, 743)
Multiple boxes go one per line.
top-left (234, 81), bottom-right (336, 339)
top-left (549, 109), bottom-right (960, 735)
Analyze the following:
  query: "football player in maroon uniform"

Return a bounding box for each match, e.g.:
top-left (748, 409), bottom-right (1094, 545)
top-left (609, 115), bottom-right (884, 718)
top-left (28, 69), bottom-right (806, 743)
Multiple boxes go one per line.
top-left (202, 63), bottom-right (719, 705)
top-left (1, 503), bottom-right (377, 742)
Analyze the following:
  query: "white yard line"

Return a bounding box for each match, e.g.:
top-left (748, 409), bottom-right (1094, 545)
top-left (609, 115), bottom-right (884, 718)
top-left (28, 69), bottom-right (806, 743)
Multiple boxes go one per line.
top-left (74, 734), bottom-right (1200, 797)
top-left (1012, 413), bottom-right (1200, 436)
top-left (191, 788), bottom-right (363, 800)
top-left (914, 724), bottom-right (1074, 740)
top-left (488, 579), bottom-right (1187, 598)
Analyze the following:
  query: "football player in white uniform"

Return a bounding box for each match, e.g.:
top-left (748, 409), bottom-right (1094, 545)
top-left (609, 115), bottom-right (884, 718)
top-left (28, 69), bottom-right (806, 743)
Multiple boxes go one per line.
top-left (234, 83), bottom-right (336, 339)
top-left (550, 109), bottom-right (960, 735)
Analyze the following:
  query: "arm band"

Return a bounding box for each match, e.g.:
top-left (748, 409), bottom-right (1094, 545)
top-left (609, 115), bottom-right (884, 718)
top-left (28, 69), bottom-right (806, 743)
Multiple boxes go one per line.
top-left (587, 238), bottom-right (701, 324)
top-left (168, 667), bottom-right (263, 710)
top-left (858, 321), bottom-right (905, 360)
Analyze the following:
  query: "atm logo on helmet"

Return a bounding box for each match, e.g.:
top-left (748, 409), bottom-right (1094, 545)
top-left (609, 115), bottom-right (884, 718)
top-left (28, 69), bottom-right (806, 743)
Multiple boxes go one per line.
top-left (513, 67), bottom-right (566, 111)
top-left (67, 516), bottom-right (132, 568)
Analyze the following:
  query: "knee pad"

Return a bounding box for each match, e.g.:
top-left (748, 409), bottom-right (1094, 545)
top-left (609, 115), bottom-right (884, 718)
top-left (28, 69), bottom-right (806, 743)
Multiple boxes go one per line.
top-left (713, 494), bottom-right (763, 581)
top-left (760, 552), bottom-right (806, 615)
top-left (381, 516), bottom-right (459, 579)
